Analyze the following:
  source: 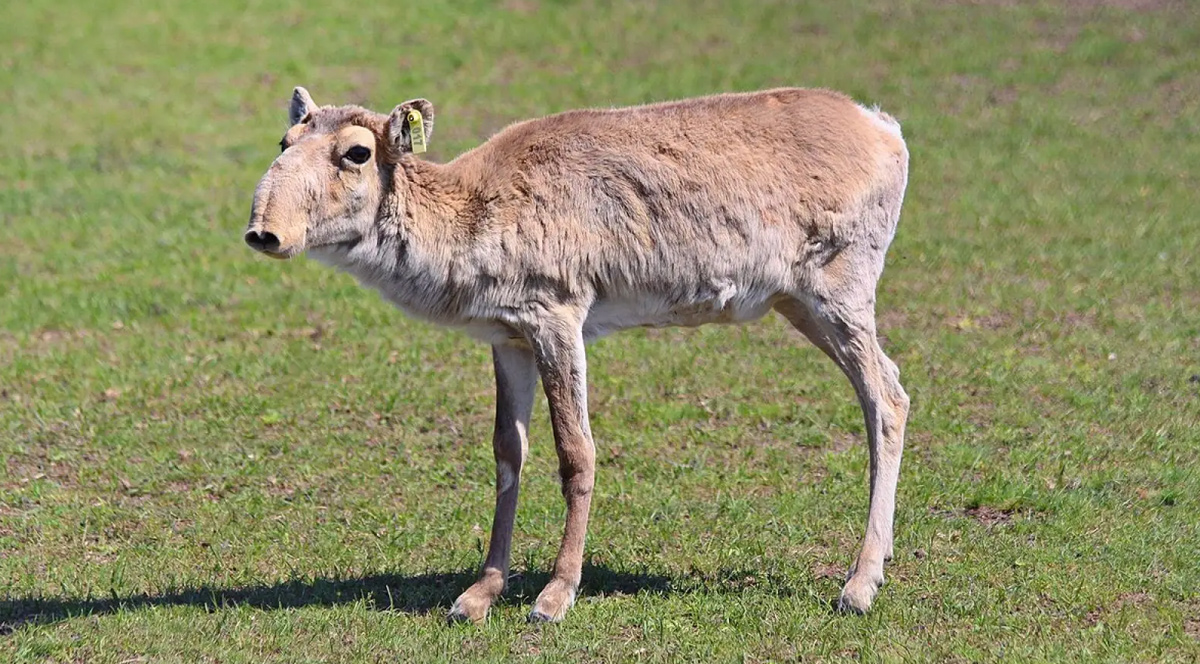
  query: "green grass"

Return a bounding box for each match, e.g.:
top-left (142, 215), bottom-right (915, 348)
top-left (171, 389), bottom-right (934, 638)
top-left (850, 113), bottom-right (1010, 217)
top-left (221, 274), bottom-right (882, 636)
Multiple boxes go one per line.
top-left (3, 0), bottom-right (1199, 661)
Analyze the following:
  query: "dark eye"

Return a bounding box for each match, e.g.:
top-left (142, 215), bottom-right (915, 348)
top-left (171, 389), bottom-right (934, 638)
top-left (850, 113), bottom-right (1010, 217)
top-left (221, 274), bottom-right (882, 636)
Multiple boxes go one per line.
top-left (345, 145), bottom-right (371, 165)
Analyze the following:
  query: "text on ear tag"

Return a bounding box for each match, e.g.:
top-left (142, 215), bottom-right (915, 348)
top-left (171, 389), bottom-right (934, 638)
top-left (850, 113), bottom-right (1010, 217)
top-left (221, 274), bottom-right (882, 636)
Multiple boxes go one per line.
top-left (407, 110), bottom-right (427, 154)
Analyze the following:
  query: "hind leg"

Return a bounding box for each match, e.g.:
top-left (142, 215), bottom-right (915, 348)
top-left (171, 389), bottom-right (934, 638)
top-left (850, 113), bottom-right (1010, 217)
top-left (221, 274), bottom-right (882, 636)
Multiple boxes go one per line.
top-left (775, 296), bottom-right (909, 613)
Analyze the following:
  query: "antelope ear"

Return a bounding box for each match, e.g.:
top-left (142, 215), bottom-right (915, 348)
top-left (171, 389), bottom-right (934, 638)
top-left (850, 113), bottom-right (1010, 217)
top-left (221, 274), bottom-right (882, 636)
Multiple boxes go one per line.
top-left (289, 87), bottom-right (318, 126)
top-left (387, 99), bottom-right (435, 154)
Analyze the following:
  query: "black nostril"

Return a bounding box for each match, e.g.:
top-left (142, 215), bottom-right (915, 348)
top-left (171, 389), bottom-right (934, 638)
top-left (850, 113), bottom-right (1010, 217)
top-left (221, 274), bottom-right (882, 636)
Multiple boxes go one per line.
top-left (244, 230), bottom-right (281, 252)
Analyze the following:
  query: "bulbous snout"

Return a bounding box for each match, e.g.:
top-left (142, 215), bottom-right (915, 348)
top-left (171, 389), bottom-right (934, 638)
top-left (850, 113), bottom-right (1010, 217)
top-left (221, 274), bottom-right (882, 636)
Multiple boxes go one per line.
top-left (244, 228), bottom-right (281, 253)
top-left (245, 148), bottom-right (317, 260)
top-left (245, 176), bottom-right (306, 259)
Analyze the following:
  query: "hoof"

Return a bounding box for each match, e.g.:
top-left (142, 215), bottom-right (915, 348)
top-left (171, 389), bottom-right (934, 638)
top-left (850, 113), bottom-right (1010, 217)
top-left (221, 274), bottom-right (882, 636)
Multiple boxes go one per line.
top-left (447, 592), bottom-right (492, 624)
top-left (447, 608), bottom-right (476, 624)
top-left (527, 609), bottom-right (559, 624)
top-left (528, 578), bottom-right (576, 623)
top-left (837, 573), bottom-right (884, 615)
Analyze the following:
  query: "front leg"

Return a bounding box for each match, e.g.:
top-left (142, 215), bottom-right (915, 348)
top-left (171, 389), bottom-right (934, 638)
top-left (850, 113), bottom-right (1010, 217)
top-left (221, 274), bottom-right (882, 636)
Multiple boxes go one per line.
top-left (448, 344), bottom-right (537, 623)
top-left (528, 321), bottom-right (595, 623)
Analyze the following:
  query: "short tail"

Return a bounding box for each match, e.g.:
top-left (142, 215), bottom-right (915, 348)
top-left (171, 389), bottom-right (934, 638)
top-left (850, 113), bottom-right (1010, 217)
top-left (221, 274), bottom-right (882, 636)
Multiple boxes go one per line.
top-left (858, 104), bottom-right (904, 140)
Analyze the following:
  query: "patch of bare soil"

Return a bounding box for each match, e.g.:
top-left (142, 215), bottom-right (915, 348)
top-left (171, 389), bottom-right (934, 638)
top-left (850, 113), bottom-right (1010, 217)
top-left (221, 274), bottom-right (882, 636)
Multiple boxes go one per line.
top-left (1115, 591), bottom-right (1154, 608)
top-left (932, 504), bottom-right (1028, 527)
top-left (877, 307), bottom-right (908, 327)
top-left (966, 505), bottom-right (1014, 526)
top-left (1085, 592), bottom-right (1157, 626)
top-left (829, 432), bottom-right (857, 454)
top-left (4, 449), bottom-right (81, 490)
top-left (1154, 75), bottom-right (1200, 119)
top-left (811, 561), bottom-right (844, 580)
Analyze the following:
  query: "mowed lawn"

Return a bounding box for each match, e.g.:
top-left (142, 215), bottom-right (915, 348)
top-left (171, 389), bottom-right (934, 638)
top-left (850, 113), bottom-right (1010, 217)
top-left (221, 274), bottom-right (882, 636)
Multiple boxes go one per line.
top-left (2, 0), bottom-right (1199, 661)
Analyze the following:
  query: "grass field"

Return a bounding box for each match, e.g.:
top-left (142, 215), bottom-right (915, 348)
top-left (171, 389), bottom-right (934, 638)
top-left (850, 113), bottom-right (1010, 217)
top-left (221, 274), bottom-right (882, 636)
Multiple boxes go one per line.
top-left (3, 0), bottom-right (1200, 661)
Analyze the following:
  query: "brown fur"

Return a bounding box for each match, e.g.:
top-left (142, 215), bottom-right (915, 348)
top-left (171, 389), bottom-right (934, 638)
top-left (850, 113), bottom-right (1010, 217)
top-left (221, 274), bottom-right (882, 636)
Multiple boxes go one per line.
top-left (245, 86), bottom-right (911, 623)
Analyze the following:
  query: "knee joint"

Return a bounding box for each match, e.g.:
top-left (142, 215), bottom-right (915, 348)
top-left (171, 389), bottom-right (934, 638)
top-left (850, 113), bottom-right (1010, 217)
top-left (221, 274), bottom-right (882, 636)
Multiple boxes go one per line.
top-left (558, 470), bottom-right (594, 498)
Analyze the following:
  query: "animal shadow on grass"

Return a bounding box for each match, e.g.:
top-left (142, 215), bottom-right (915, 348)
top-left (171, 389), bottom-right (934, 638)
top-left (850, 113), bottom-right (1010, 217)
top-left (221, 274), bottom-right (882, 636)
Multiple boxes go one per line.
top-left (0, 564), bottom-right (688, 634)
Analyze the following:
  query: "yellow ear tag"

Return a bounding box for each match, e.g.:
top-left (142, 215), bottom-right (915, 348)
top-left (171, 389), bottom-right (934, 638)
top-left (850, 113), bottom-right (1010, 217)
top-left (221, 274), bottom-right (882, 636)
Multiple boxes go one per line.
top-left (407, 110), bottom-right (427, 154)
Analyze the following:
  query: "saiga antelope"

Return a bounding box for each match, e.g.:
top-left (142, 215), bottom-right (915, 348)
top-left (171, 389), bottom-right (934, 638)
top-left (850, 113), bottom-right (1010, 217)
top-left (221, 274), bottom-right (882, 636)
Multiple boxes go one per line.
top-left (244, 86), bottom-right (910, 623)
